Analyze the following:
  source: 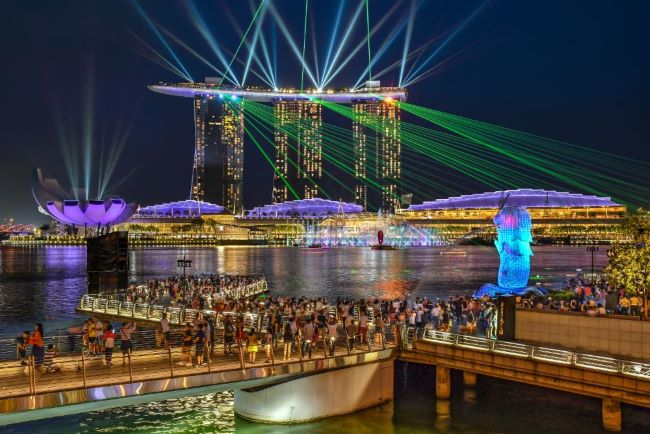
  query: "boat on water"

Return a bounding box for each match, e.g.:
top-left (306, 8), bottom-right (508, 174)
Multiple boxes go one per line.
top-left (308, 243), bottom-right (323, 248)
top-left (370, 230), bottom-right (396, 250)
top-left (371, 244), bottom-right (397, 250)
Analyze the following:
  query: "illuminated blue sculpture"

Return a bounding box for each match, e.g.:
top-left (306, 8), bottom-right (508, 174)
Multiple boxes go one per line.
top-left (475, 206), bottom-right (535, 297)
top-left (494, 206), bottom-right (533, 288)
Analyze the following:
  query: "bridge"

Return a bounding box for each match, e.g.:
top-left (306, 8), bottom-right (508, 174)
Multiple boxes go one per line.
top-left (1, 323), bottom-right (649, 431)
top-left (0, 329), bottom-right (395, 426)
top-left (402, 330), bottom-right (650, 432)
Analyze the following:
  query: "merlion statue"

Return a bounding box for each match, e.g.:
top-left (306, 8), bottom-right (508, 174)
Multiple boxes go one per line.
top-left (494, 206), bottom-right (533, 289)
top-left (474, 205), bottom-right (537, 297)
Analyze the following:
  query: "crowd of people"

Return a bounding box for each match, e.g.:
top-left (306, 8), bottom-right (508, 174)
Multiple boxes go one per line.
top-left (115, 274), bottom-right (265, 310)
top-left (16, 292), bottom-right (502, 372)
top-left (519, 275), bottom-right (647, 317)
top-left (21, 272), bottom-right (646, 372)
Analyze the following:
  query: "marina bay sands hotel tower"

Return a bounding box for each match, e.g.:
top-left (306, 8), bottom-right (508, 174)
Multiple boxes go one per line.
top-left (148, 80), bottom-right (406, 212)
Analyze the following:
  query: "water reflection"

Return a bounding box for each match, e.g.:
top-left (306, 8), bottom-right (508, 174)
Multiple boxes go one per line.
top-left (1, 245), bottom-right (609, 337)
top-left (6, 363), bottom-right (650, 433)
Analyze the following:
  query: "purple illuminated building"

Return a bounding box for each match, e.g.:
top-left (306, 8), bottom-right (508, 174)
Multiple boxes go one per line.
top-left (135, 200), bottom-right (224, 218)
top-left (31, 168), bottom-right (137, 228)
top-left (244, 199), bottom-right (363, 219)
top-left (408, 189), bottom-right (619, 211)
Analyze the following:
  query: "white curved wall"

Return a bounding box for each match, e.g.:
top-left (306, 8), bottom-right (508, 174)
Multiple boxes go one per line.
top-left (234, 360), bottom-right (394, 423)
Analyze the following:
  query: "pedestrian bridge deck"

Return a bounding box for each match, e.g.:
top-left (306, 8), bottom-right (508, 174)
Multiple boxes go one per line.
top-left (0, 337), bottom-right (394, 425)
top-left (402, 330), bottom-right (650, 409)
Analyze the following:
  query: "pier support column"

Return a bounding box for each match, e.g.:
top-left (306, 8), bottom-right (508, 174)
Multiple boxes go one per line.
top-left (434, 399), bottom-right (451, 431)
top-left (436, 366), bottom-right (451, 399)
top-left (602, 398), bottom-right (621, 432)
top-left (462, 371), bottom-right (477, 387)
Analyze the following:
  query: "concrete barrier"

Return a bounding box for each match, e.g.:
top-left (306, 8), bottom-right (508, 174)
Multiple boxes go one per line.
top-left (515, 309), bottom-right (650, 360)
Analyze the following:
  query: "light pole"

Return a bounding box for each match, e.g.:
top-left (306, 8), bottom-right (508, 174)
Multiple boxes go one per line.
top-left (177, 256), bottom-right (192, 289)
top-left (587, 246), bottom-right (599, 283)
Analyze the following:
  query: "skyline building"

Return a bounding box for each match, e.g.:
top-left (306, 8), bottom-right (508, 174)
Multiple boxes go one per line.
top-left (272, 99), bottom-right (323, 203)
top-left (150, 80), bottom-right (405, 212)
top-left (352, 96), bottom-right (401, 211)
top-left (192, 88), bottom-right (244, 214)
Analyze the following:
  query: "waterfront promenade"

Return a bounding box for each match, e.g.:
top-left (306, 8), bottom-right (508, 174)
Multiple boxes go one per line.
top-left (0, 334), bottom-right (394, 424)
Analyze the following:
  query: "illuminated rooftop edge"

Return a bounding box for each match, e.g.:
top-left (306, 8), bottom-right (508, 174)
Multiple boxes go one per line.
top-left (148, 83), bottom-right (407, 103)
top-left (407, 189), bottom-right (621, 211)
top-left (245, 199), bottom-right (363, 218)
top-left (135, 200), bottom-right (224, 218)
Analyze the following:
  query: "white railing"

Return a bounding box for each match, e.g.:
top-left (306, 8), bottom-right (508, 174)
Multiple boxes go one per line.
top-left (420, 329), bottom-right (650, 382)
top-left (78, 279), bottom-right (269, 325)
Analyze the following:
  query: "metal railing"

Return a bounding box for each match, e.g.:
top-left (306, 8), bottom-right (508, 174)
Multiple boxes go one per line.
top-left (0, 325), bottom-right (396, 401)
top-left (420, 330), bottom-right (650, 381)
top-left (78, 280), bottom-right (269, 325)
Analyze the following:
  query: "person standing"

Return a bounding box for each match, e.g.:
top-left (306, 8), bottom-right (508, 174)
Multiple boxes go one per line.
top-left (120, 321), bottom-right (136, 366)
top-left (301, 318), bottom-right (315, 359)
top-left (194, 323), bottom-right (206, 367)
top-left (95, 319), bottom-right (105, 358)
top-left (29, 323), bottom-right (45, 368)
top-left (160, 313), bottom-right (171, 348)
top-left (103, 325), bottom-right (116, 366)
top-left (263, 326), bottom-right (274, 363)
top-left (223, 315), bottom-right (235, 356)
top-left (359, 310), bottom-right (369, 344)
top-left (247, 328), bottom-right (259, 364)
top-left (282, 321), bottom-right (294, 360)
top-left (345, 319), bottom-right (357, 353)
top-left (327, 317), bottom-right (338, 356)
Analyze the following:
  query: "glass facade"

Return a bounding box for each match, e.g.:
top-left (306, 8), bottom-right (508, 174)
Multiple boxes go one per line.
top-left (272, 100), bottom-right (322, 202)
top-left (192, 95), bottom-right (244, 214)
top-left (352, 99), bottom-right (401, 212)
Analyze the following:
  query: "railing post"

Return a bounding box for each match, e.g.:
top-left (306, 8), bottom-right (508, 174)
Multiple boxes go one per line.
top-left (346, 332), bottom-right (352, 355)
top-left (81, 350), bottom-right (87, 388)
top-left (28, 355), bottom-right (35, 395)
top-left (127, 350), bottom-right (134, 383)
top-left (238, 340), bottom-right (246, 370)
top-left (168, 345), bottom-right (175, 378)
top-left (322, 333), bottom-right (328, 359)
top-left (206, 344), bottom-right (212, 373)
top-left (367, 333), bottom-right (372, 352)
top-left (270, 341), bottom-right (275, 367)
top-left (132, 303), bottom-right (136, 318)
top-left (381, 329), bottom-right (386, 350)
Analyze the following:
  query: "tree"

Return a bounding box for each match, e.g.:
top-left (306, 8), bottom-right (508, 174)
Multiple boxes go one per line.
top-left (604, 208), bottom-right (650, 317)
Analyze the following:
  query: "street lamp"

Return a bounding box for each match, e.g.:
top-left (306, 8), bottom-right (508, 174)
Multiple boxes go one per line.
top-left (177, 255), bottom-right (192, 285)
top-left (587, 246), bottom-right (599, 283)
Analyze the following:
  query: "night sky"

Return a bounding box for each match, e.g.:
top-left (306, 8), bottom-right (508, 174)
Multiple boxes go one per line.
top-left (1, 0), bottom-right (649, 224)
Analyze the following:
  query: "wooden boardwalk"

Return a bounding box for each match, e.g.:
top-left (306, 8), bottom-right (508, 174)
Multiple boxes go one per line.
top-left (0, 337), bottom-right (394, 407)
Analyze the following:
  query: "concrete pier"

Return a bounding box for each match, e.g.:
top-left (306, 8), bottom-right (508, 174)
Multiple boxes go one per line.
top-left (602, 399), bottom-right (621, 432)
top-left (463, 371), bottom-right (477, 387)
top-left (435, 366), bottom-right (451, 399)
top-left (234, 360), bottom-right (394, 423)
